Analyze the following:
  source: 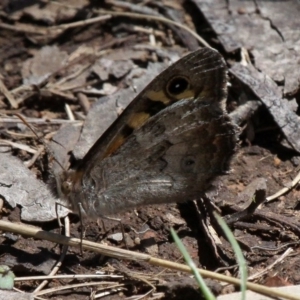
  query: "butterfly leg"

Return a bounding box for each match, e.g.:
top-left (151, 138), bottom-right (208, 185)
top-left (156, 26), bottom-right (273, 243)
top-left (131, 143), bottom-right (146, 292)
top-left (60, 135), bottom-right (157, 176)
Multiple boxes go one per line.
top-left (55, 200), bottom-right (69, 229)
top-left (77, 202), bottom-right (86, 255)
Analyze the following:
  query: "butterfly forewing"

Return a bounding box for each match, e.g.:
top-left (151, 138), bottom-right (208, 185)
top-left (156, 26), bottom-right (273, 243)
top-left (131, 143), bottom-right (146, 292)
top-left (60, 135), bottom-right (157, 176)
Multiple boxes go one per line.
top-left (63, 48), bottom-right (236, 217)
top-left (79, 48), bottom-right (227, 170)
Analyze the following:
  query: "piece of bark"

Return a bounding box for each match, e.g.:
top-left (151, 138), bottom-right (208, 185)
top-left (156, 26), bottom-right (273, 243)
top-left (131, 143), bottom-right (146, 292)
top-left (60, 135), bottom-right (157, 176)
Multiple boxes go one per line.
top-left (0, 153), bottom-right (67, 222)
top-left (0, 291), bottom-right (33, 300)
top-left (193, 0), bottom-right (300, 94)
top-left (21, 46), bottom-right (68, 86)
top-left (230, 63), bottom-right (300, 153)
top-left (50, 123), bottom-right (82, 176)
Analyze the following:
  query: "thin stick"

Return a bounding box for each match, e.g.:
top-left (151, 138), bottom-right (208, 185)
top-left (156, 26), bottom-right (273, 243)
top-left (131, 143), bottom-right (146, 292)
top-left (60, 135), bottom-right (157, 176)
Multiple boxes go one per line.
top-left (0, 15), bottom-right (111, 35)
top-left (15, 274), bottom-right (123, 281)
top-left (0, 77), bottom-right (18, 108)
top-left (48, 15), bottom-right (111, 32)
top-left (248, 248), bottom-right (293, 281)
top-left (37, 281), bottom-right (124, 297)
top-left (266, 168), bottom-right (300, 202)
top-left (65, 104), bottom-right (75, 121)
top-left (95, 9), bottom-right (211, 48)
top-left (1, 117), bottom-right (82, 125)
top-left (33, 217), bottom-right (70, 293)
top-left (0, 220), bottom-right (299, 300)
top-left (24, 146), bottom-right (44, 168)
top-left (0, 139), bottom-right (37, 154)
top-left (15, 113), bottom-right (66, 172)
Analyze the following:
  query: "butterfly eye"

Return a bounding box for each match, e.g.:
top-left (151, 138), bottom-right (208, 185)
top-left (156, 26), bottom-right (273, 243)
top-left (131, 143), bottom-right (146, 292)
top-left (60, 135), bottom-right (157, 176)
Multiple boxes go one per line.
top-left (62, 180), bottom-right (72, 195)
top-left (166, 76), bottom-right (190, 96)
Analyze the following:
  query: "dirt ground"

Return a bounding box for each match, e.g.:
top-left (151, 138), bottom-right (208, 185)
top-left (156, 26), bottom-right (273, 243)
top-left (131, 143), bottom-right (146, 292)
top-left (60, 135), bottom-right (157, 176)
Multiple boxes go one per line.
top-left (1, 1), bottom-right (300, 299)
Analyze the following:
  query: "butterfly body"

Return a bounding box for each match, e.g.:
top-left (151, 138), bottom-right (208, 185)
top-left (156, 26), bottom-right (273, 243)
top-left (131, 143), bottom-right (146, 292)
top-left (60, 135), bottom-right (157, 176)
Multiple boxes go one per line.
top-left (59, 48), bottom-right (237, 217)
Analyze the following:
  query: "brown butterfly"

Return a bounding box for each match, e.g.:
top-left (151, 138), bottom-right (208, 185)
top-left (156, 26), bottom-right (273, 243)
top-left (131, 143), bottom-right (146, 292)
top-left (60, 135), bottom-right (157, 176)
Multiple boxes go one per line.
top-left (57, 47), bottom-right (237, 218)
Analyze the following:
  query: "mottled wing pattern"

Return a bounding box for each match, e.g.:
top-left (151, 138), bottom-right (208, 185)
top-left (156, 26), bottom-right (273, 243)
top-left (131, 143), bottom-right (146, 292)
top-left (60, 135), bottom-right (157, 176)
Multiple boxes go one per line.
top-left (64, 48), bottom-right (236, 216)
top-left (80, 48), bottom-right (227, 169)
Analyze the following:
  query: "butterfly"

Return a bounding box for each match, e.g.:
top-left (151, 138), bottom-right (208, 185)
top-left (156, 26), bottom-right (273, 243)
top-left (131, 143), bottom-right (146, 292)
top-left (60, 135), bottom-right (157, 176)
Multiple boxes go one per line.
top-left (57, 47), bottom-right (237, 218)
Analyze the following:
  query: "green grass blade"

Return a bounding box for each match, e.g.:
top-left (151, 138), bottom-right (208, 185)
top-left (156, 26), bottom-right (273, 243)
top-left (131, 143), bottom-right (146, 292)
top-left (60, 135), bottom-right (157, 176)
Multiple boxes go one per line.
top-left (170, 228), bottom-right (216, 300)
top-left (214, 213), bottom-right (247, 300)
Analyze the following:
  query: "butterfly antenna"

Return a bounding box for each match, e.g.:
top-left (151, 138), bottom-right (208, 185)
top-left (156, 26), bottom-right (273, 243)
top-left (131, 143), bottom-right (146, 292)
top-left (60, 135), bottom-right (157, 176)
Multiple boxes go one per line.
top-left (15, 113), bottom-right (66, 172)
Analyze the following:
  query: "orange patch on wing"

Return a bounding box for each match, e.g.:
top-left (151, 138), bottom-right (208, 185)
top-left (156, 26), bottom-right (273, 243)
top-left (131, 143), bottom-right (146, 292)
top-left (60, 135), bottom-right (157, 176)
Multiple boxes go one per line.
top-left (103, 135), bottom-right (126, 158)
top-left (146, 88), bottom-right (195, 102)
top-left (102, 113), bottom-right (150, 158)
top-left (173, 89), bottom-right (195, 100)
top-left (145, 90), bottom-right (171, 104)
top-left (128, 112), bottom-right (150, 129)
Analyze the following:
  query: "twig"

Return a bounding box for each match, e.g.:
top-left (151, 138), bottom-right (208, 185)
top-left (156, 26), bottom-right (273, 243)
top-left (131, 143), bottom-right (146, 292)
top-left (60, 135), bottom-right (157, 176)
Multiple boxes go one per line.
top-left (65, 104), bottom-right (75, 121)
top-left (44, 89), bottom-right (77, 102)
top-left (48, 15), bottom-right (111, 33)
top-left (0, 139), bottom-right (37, 154)
top-left (266, 168), bottom-right (300, 202)
top-left (0, 220), bottom-right (299, 300)
top-left (15, 274), bottom-right (123, 281)
top-left (132, 25), bottom-right (165, 37)
top-left (248, 248), bottom-right (294, 281)
top-left (0, 22), bottom-right (47, 35)
top-left (0, 78), bottom-right (18, 108)
top-left (0, 117), bottom-right (82, 125)
top-left (24, 146), bottom-right (44, 168)
top-left (5, 130), bottom-right (36, 138)
top-left (34, 217), bottom-right (70, 293)
top-left (76, 92), bottom-right (90, 114)
top-left (10, 84), bottom-right (33, 96)
top-left (36, 281), bottom-right (125, 297)
top-left (90, 283), bottom-right (127, 298)
top-left (95, 9), bottom-right (210, 48)
top-left (0, 15), bottom-right (111, 35)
